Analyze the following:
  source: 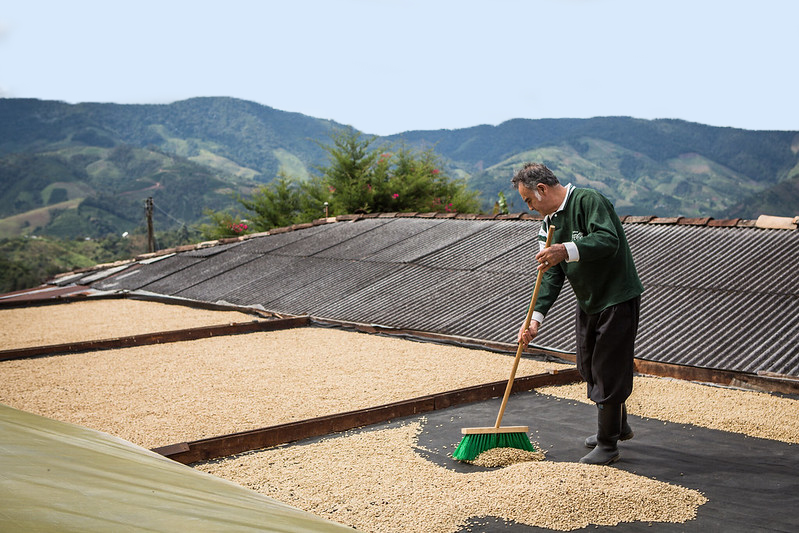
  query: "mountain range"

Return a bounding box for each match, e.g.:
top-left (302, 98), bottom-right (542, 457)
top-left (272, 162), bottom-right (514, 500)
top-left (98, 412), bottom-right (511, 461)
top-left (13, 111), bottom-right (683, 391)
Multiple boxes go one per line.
top-left (1, 96), bottom-right (797, 240)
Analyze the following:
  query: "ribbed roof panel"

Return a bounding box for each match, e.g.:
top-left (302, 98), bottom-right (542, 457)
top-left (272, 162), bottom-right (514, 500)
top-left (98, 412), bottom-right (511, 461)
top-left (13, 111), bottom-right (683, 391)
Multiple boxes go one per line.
top-left (418, 220), bottom-right (538, 272)
top-left (173, 255), bottom-right (294, 302)
top-left (367, 219), bottom-right (487, 263)
top-left (220, 256), bottom-right (347, 308)
top-left (627, 225), bottom-right (799, 295)
top-left (234, 224), bottom-right (336, 254)
top-left (93, 255), bottom-right (202, 291)
top-left (313, 219), bottom-right (440, 260)
top-left (312, 264), bottom-right (452, 328)
top-left (636, 286), bottom-right (799, 375)
top-left (141, 252), bottom-right (260, 296)
top-left (260, 259), bottom-right (403, 316)
top-left (271, 219), bottom-right (394, 257)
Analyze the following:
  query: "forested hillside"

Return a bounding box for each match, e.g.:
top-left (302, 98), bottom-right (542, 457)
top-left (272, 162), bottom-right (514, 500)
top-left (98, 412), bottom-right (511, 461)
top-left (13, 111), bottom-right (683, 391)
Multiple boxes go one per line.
top-left (0, 98), bottom-right (345, 240)
top-left (388, 118), bottom-right (799, 216)
top-left (2, 97), bottom-right (797, 241)
top-left (1, 97), bottom-right (797, 292)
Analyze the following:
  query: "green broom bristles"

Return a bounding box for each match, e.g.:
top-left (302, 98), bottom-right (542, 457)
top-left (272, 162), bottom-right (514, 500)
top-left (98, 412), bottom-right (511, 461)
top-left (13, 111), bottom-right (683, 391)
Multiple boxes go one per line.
top-left (452, 431), bottom-right (536, 462)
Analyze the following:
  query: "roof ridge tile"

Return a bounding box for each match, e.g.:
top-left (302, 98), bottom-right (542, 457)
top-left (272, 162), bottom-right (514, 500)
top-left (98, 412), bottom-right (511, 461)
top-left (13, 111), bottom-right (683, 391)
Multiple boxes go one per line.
top-left (678, 217), bottom-right (714, 226)
top-left (736, 219), bottom-right (758, 228)
top-left (708, 218), bottom-right (740, 227)
top-left (623, 215), bottom-right (656, 224)
top-left (651, 216), bottom-right (683, 224)
top-left (756, 214), bottom-right (799, 230)
top-left (268, 226), bottom-right (293, 234)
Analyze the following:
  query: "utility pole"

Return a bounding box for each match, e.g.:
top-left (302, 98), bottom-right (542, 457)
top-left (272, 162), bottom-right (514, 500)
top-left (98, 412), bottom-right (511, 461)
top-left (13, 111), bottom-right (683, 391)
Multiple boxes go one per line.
top-left (145, 197), bottom-right (155, 253)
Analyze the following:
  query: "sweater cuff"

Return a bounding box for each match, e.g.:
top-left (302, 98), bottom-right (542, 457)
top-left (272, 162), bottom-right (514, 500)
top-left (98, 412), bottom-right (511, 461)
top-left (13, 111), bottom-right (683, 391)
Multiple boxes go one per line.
top-left (564, 241), bottom-right (580, 262)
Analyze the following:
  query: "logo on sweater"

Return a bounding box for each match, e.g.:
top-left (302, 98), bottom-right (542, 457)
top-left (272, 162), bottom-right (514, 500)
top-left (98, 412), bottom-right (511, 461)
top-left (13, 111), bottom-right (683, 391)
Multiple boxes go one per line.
top-left (572, 230), bottom-right (585, 241)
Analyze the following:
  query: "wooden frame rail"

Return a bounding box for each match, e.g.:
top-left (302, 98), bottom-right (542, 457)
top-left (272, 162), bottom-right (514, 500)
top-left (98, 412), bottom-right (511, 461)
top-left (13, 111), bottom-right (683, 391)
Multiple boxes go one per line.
top-left (153, 368), bottom-right (582, 464)
top-left (0, 316), bottom-right (309, 361)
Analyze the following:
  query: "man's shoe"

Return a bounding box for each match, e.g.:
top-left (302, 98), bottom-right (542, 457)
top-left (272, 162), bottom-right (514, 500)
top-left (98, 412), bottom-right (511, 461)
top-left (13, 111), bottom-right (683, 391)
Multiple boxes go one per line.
top-left (580, 443), bottom-right (620, 465)
top-left (585, 428), bottom-right (633, 448)
top-left (580, 403), bottom-right (622, 465)
top-left (585, 403), bottom-right (632, 448)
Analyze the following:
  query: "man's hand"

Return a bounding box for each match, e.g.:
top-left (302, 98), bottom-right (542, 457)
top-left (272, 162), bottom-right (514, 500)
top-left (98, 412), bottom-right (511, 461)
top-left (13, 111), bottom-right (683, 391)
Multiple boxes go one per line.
top-left (536, 243), bottom-right (568, 272)
top-left (518, 320), bottom-right (541, 347)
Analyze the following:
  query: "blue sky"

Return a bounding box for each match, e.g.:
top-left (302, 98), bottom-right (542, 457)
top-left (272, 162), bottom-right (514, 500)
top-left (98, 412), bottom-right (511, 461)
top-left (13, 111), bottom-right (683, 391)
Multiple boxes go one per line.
top-left (2, 0), bottom-right (797, 136)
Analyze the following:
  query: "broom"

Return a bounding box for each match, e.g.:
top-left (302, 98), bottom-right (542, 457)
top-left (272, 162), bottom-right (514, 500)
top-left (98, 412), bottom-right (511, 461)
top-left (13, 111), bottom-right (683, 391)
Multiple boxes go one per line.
top-left (452, 224), bottom-right (555, 461)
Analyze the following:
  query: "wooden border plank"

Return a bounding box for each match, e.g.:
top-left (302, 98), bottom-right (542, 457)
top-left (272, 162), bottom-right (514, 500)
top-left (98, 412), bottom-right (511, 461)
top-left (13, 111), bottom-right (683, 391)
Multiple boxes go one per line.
top-left (153, 368), bottom-right (582, 464)
top-left (0, 316), bottom-right (309, 361)
top-left (634, 359), bottom-right (799, 396)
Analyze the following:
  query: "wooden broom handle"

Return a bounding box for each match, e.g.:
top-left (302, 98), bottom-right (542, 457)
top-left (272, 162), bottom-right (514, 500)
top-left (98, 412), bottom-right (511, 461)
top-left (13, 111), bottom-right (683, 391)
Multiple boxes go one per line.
top-left (494, 224), bottom-right (555, 429)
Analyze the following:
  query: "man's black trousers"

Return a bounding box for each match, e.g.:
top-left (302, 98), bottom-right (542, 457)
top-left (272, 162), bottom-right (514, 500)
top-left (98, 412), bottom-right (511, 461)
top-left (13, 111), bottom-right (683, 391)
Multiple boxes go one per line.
top-left (575, 296), bottom-right (641, 404)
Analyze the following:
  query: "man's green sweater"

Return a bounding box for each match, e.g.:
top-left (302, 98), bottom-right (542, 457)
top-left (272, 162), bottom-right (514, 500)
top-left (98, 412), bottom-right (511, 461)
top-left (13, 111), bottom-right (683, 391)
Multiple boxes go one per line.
top-left (535, 186), bottom-right (644, 318)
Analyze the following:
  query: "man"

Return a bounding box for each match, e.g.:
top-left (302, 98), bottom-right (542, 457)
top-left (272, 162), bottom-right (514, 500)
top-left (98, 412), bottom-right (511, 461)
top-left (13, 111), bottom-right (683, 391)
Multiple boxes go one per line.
top-left (512, 162), bottom-right (643, 465)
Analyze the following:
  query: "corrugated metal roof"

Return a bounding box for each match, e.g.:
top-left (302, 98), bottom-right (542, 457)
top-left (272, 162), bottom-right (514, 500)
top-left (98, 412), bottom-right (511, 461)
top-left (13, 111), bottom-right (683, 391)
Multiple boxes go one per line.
top-left (417, 220), bottom-right (537, 271)
top-left (260, 260), bottom-right (403, 316)
top-left (173, 255), bottom-right (301, 303)
top-left (93, 254), bottom-right (203, 292)
top-left (233, 223), bottom-right (336, 254)
top-left (38, 214), bottom-right (799, 378)
top-left (366, 219), bottom-right (486, 263)
top-left (141, 251), bottom-right (260, 297)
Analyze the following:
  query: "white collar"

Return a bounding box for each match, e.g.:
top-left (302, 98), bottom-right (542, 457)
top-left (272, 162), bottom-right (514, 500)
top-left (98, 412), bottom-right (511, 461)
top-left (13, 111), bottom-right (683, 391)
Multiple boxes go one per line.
top-left (545, 183), bottom-right (575, 223)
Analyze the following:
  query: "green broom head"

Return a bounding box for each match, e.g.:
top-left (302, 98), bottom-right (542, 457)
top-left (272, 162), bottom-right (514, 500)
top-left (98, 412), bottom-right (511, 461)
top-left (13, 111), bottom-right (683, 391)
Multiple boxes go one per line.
top-left (452, 428), bottom-right (535, 462)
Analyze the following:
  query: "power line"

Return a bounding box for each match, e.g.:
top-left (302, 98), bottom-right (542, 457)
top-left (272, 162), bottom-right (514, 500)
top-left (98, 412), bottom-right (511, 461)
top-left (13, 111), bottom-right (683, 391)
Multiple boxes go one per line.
top-left (151, 200), bottom-right (188, 226)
